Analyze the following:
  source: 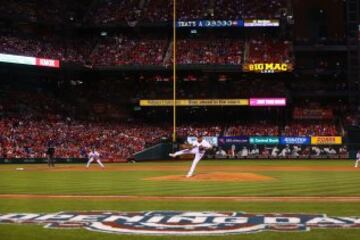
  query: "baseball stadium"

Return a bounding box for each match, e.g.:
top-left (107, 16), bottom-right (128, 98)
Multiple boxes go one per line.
top-left (0, 0), bottom-right (360, 239)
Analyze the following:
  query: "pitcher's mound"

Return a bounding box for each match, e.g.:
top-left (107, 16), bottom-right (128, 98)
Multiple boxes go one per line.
top-left (145, 172), bottom-right (274, 182)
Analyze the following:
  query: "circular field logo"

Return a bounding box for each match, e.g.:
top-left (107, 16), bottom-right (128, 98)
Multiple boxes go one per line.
top-left (0, 211), bottom-right (359, 235)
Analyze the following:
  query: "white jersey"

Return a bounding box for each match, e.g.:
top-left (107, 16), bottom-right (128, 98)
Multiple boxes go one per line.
top-left (357, 153), bottom-right (360, 160)
top-left (241, 148), bottom-right (249, 157)
top-left (271, 147), bottom-right (279, 157)
top-left (192, 140), bottom-right (212, 152)
top-left (89, 151), bottom-right (100, 160)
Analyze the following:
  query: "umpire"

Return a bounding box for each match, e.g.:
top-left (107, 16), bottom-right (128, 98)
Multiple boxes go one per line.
top-left (46, 140), bottom-right (55, 167)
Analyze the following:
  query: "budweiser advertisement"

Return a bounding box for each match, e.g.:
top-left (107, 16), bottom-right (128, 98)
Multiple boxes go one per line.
top-left (0, 53), bottom-right (60, 68)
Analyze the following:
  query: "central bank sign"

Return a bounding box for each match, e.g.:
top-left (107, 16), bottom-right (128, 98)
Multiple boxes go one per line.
top-left (249, 137), bottom-right (279, 145)
top-left (1, 211), bottom-right (359, 235)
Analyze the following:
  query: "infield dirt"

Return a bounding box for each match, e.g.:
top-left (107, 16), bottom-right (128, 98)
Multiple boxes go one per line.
top-left (144, 172), bottom-right (275, 182)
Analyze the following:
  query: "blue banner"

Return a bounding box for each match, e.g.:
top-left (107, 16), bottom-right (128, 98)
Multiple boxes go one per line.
top-left (187, 136), bottom-right (218, 147)
top-left (280, 137), bottom-right (311, 145)
top-left (218, 136), bottom-right (248, 146)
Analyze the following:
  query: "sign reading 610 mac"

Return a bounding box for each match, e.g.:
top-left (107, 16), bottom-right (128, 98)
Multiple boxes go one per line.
top-left (243, 63), bottom-right (293, 73)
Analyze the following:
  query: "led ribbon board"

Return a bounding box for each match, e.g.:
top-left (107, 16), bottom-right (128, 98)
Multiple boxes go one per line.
top-left (244, 19), bottom-right (280, 27)
top-left (140, 99), bottom-right (249, 106)
top-left (176, 20), bottom-right (244, 28)
top-left (249, 98), bottom-right (286, 106)
top-left (176, 19), bottom-right (279, 28)
top-left (0, 53), bottom-right (60, 68)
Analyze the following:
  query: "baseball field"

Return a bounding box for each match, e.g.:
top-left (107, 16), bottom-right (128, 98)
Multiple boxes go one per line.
top-left (0, 159), bottom-right (360, 239)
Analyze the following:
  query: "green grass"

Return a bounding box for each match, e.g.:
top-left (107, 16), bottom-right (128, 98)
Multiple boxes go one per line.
top-left (1, 224), bottom-right (359, 240)
top-left (0, 200), bottom-right (360, 240)
top-left (0, 160), bottom-right (358, 196)
top-left (0, 160), bottom-right (359, 239)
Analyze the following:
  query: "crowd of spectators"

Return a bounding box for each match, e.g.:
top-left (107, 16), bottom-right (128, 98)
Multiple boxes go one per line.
top-left (175, 39), bottom-right (243, 65)
top-left (87, 0), bottom-right (287, 24)
top-left (212, 0), bottom-right (287, 20)
top-left (283, 122), bottom-right (338, 136)
top-left (0, 0), bottom-right (289, 25)
top-left (0, 118), bottom-right (169, 161)
top-left (0, 0), bottom-right (87, 24)
top-left (0, 35), bottom-right (91, 64)
top-left (246, 39), bottom-right (292, 64)
top-left (0, 115), bottom-right (342, 161)
top-left (225, 122), bottom-right (280, 136)
top-left (0, 31), bottom-right (294, 67)
top-left (89, 35), bottom-right (167, 66)
top-left (1, 114), bottom-right (342, 161)
top-left (87, 0), bottom-right (141, 25)
top-left (175, 0), bottom-right (209, 20)
top-left (143, 0), bottom-right (173, 22)
top-left (177, 124), bottom-right (223, 137)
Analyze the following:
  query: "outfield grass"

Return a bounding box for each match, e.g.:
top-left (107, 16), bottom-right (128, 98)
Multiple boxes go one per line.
top-left (0, 160), bottom-right (358, 196)
top-left (0, 160), bottom-right (359, 239)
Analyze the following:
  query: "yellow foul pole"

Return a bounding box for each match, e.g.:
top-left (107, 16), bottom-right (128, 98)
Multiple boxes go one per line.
top-left (172, 0), bottom-right (177, 142)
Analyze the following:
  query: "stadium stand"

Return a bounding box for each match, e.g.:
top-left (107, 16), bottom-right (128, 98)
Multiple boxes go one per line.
top-left (90, 34), bottom-right (168, 66)
top-left (175, 39), bottom-right (244, 65)
top-left (0, 0), bottom-right (352, 162)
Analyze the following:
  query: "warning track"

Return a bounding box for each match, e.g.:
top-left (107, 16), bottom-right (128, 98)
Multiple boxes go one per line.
top-left (1, 194), bottom-right (360, 202)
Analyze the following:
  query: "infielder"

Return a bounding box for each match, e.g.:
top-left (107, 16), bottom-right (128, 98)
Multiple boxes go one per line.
top-left (169, 135), bottom-right (212, 177)
top-left (355, 150), bottom-right (360, 168)
top-left (86, 148), bottom-right (105, 168)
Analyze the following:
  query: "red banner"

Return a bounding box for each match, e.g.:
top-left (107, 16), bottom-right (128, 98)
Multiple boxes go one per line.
top-left (35, 57), bottom-right (60, 68)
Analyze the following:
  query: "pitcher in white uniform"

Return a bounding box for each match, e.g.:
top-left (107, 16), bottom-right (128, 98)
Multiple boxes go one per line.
top-left (169, 135), bottom-right (212, 177)
top-left (86, 148), bottom-right (105, 168)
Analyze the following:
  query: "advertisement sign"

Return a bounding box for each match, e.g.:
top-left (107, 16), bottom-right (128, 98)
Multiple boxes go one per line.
top-left (187, 136), bottom-right (218, 146)
top-left (249, 98), bottom-right (286, 107)
top-left (311, 136), bottom-right (342, 145)
top-left (218, 136), bottom-right (249, 146)
top-left (176, 19), bottom-right (279, 28)
top-left (249, 137), bottom-right (279, 145)
top-left (243, 63), bottom-right (293, 73)
top-left (177, 20), bottom-right (244, 28)
top-left (280, 137), bottom-right (310, 145)
top-left (36, 57), bottom-right (60, 68)
top-left (140, 99), bottom-right (249, 107)
top-left (244, 19), bottom-right (280, 27)
top-left (0, 53), bottom-right (60, 68)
